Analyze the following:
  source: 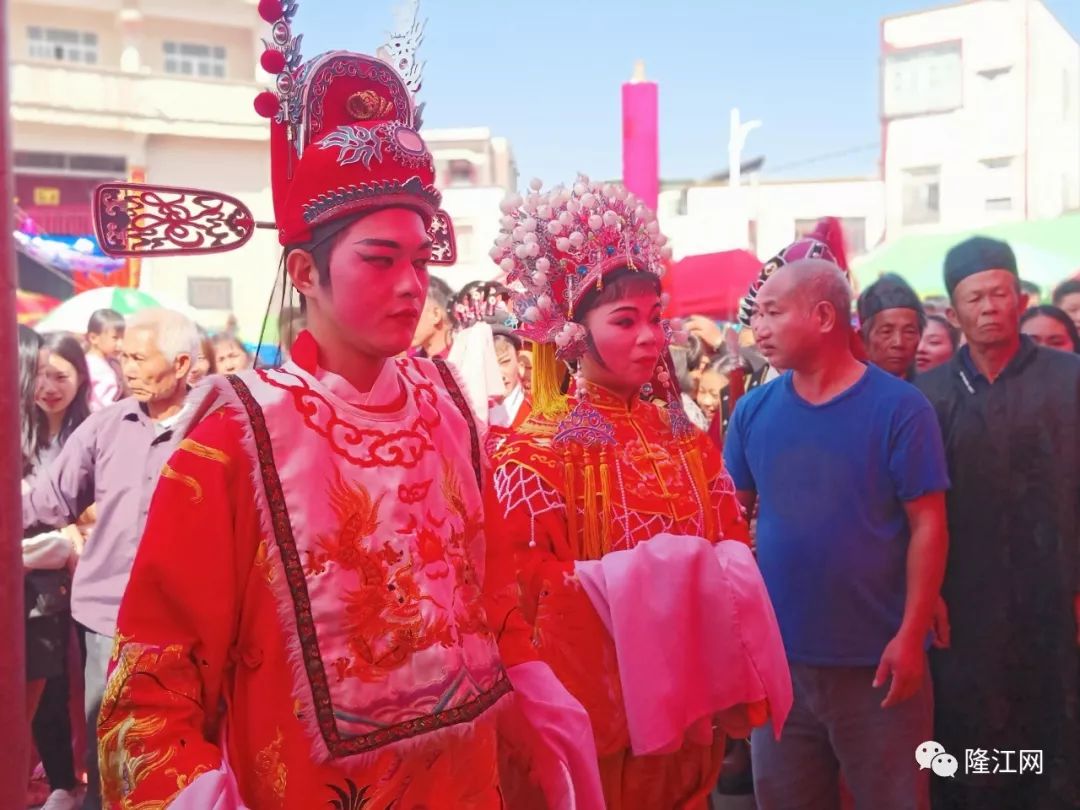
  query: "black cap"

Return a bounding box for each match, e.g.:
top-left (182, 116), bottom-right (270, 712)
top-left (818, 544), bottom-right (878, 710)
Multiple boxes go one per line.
top-left (857, 273), bottom-right (924, 323)
top-left (944, 236), bottom-right (1018, 295)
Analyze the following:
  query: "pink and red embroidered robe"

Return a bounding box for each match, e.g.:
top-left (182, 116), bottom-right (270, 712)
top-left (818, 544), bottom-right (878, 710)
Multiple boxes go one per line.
top-left (484, 383), bottom-right (754, 809)
top-left (98, 336), bottom-right (512, 809)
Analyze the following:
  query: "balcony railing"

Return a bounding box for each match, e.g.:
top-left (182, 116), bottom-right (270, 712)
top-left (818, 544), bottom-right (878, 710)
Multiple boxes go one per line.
top-left (11, 60), bottom-right (266, 140)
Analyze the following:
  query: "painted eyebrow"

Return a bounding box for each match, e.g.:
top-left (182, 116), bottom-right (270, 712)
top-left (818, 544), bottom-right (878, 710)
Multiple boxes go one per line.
top-left (354, 238), bottom-right (400, 249)
top-left (354, 238), bottom-right (435, 251)
top-left (608, 301), bottom-right (663, 315)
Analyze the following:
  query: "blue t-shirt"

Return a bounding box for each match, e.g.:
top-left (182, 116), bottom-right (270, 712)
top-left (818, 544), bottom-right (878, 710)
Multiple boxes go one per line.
top-left (723, 364), bottom-right (949, 666)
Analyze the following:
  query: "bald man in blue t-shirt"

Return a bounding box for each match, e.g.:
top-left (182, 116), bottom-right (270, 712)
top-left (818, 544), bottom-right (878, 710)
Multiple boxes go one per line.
top-left (724, 259), bottom-right (950, 810)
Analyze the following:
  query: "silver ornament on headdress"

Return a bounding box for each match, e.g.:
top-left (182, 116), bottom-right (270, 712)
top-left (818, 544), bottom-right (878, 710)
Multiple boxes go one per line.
top-left (378, 0), bottom-right (427, 95)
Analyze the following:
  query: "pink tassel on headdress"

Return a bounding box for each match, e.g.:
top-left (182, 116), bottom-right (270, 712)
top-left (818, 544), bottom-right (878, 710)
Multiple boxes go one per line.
top-left (808, 217), bottom-right (849, 274)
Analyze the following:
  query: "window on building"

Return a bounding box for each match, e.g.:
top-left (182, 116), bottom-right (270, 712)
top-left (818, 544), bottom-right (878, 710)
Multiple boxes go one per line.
top-left (69, 154), bottom-right (128, 174)
top-left (164, 42), bottom-right (227, 78)
top-left (453, 224), bottom-right (474, 261)
top-left (14, 150), bottom-right (126, 175)
top-left (981, 156), bottom-right (1015, 213)
top-left (447, 159), bottom-right (476, 188)
top-left (188, 277), bottom-right (233, 310)
top-left (27, 27), bottom-right (98, 64)
top-left (841, 218), bottom-right (867, 255)
top-left (883, 42), bottom-right (962, 118)
top-left (14, 151), bottom-right (66, 171)
top-left (902, 166), bottom-right (941, 225)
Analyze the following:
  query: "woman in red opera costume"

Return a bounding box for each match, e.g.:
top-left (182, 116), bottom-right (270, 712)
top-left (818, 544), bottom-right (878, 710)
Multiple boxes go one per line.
top-left (484, 176), bottom-right (792, 809)
top-left (96, 4), bottom-right (600, 808)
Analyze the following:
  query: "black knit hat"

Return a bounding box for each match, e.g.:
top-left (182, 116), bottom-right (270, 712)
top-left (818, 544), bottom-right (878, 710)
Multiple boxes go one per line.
top-left (857, 273), bottom-right (924, 323)
top-left (944, 236), bottom-right (1018, 296)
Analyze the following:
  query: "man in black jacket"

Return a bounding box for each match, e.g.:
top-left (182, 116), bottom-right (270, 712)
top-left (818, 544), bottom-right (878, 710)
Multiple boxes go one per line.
top-left (916, 236), bottom-right (1080, 810)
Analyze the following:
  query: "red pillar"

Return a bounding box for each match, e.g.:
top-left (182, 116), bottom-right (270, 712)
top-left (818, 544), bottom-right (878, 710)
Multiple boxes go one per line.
top-left (621, 61), bottom-right (659, 213)
top-left (0, 0), bottom-right (32, 805)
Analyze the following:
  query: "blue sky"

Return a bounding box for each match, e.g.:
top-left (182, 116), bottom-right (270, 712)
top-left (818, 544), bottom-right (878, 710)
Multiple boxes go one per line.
top-left (297, 0), bottom-right (1080, 187)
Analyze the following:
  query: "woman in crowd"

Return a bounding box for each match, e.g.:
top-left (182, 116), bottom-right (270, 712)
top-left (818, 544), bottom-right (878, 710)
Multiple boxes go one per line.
top-left (915, 313), bottom-right (961, 373)
top-left (670, 341), bottom-right (709, 429)
top-left (189, 327), bottom-right (217, 384)
top-left (20, 328), bottom-right (90, 810)
top-left (210, 332), bottom-right (252, 374)
top-left (1020, 304), bottom-right (1080, 353)
top-left (485, 177), bottom-right (788, 808)
top-left (696, 354), bottom-right (739, 428)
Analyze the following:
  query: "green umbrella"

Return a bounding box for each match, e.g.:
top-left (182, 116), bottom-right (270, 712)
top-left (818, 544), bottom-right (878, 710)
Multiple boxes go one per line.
top-left (35, 286), bottom-right (199, 333)
top-left (853, 213), bottom-right (1080, 297)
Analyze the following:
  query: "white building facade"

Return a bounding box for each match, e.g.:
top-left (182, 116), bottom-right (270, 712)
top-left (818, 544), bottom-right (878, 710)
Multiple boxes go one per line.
top-left (656, 176), bottom-right (885, 263)
top-left (881, 0), bottom-right (1080, 238)
top-left (655, 0), bottom-right (1078, 264)
top-left (426, 127), bottom-right (518, 287)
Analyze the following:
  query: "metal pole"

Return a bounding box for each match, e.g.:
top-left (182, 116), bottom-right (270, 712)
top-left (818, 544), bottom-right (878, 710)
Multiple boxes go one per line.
top-left (0, 0), bottom-right (31, 805)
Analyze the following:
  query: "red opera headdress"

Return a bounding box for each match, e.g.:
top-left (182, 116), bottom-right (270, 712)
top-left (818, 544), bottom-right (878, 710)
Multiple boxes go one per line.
top-left (92, 0), bottom-right (455, 265)
top-left (737, 216), bottom-right (852, 326)
top-left (253, 1), bottom-right (452, 257)
top-left (737, 216), bottom-right (866, 359)
top-left (492, 175), bottom-right (674, 362)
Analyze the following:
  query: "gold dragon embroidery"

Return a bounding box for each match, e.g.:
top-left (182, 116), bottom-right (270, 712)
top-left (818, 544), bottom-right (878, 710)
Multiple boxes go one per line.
top-left (316, 472), bottom-right (453, 682)
top-left (98, 642), bottom-right (197, 809)
top-left (254, 728), bottom-right (288, 806)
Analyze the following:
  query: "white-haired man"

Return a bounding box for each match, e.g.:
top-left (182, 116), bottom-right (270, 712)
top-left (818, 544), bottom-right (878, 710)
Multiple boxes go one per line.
top-left (22, 307), bottom-right (198, 810)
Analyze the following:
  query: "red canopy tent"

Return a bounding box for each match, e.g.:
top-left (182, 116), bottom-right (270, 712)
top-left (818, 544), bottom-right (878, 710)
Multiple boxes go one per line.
top-left (665, 249), bottom-right (762, 320)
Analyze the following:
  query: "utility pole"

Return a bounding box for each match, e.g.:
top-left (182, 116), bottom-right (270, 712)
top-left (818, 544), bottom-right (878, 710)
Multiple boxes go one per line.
top-left (728, 107), bottom-right (762, 190)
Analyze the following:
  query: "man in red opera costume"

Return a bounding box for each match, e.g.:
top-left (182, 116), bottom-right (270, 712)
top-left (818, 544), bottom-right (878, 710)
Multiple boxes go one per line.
top-left (95, 3), bottom-right (601, 807)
